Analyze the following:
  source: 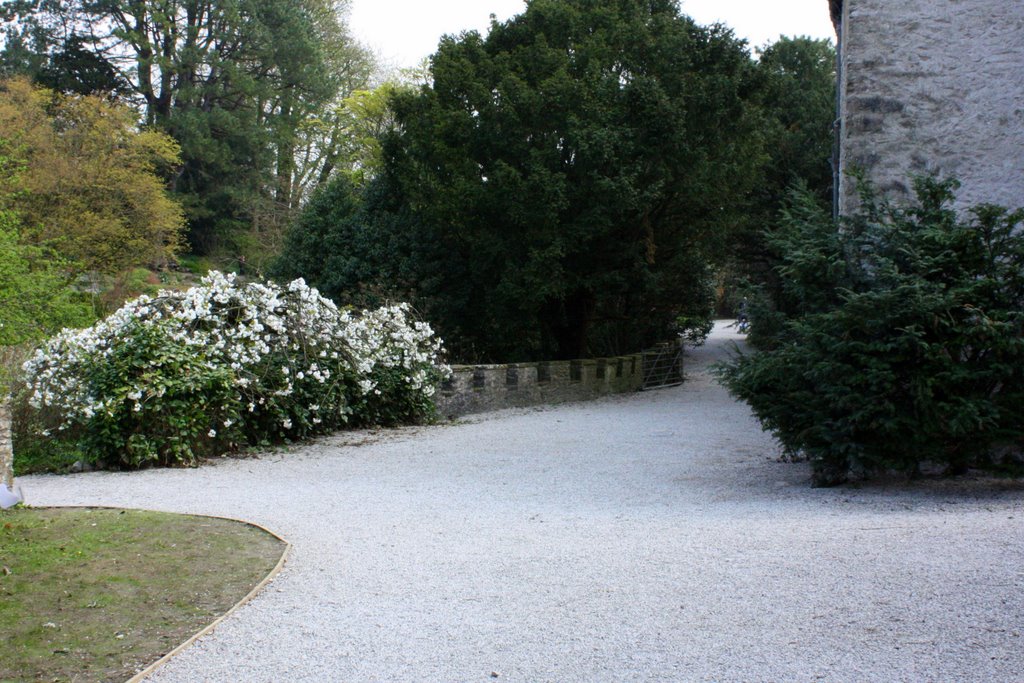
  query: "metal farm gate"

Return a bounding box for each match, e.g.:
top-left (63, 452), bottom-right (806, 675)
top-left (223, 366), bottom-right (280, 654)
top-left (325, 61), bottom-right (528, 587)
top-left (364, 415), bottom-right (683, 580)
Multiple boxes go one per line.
top-left (641, 340), bottom-right (684, 390)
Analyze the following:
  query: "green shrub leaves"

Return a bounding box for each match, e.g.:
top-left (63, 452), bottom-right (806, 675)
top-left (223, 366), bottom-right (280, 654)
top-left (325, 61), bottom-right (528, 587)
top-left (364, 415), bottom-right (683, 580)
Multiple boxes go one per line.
top-left (719, 178), bottom-right (1024, 485)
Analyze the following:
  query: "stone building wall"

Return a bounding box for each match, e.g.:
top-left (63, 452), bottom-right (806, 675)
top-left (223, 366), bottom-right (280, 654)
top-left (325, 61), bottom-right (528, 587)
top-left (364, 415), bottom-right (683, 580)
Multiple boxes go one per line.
top-left (833, 0), bottom-right (1024, 214)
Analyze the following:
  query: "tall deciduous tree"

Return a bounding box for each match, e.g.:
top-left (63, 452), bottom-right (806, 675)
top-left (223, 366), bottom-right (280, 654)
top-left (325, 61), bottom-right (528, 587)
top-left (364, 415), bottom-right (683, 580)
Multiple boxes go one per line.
top-left (0, 134), bottom-right (94, 495)
top-left (317, 0), bottom-right (763, 361)
top-left (0, 78), bottom-right (185, 274)
top-left (2, 0), bottom-right (375, 258)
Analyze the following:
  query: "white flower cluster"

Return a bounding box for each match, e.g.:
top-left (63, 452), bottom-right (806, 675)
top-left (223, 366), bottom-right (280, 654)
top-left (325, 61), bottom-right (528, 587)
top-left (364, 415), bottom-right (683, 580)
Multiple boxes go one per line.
top-left (22, 272), bottom-right (448, 437)
top-left (343, 304), bottom-right (449, 398)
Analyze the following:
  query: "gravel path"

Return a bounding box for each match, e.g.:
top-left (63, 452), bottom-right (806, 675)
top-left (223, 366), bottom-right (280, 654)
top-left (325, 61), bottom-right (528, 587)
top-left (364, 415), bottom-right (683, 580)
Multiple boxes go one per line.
top-left (22, 323), bottom-right (1024, 682)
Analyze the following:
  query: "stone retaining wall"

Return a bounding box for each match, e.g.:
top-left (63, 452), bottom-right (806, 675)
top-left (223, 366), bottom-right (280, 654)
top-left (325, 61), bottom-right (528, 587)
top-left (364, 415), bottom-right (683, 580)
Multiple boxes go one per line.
top-left (436, 352), bottom-right (656, 419)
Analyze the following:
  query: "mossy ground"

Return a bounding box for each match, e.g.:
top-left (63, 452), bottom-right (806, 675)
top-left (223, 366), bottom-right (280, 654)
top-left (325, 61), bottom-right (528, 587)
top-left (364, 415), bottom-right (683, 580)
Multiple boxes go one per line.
top-left (0, 507), bottom-right (285, 682)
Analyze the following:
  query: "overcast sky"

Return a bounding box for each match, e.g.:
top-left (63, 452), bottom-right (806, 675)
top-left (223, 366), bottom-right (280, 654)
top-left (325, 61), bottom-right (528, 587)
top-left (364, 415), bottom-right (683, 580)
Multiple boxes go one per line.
top-left (348, 0), bottom-right (836, 71)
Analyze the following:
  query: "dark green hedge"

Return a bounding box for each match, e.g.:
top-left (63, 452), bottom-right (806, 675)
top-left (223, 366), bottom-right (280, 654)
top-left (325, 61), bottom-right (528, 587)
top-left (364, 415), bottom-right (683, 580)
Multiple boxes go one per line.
top-left (719, 178), bottom-right (1024, 485)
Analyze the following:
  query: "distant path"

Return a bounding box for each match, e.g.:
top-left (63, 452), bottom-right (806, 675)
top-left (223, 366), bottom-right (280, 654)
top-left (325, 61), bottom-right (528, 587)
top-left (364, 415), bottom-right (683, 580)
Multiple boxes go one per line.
top-left (23, 322), bottom-right (1024, 682)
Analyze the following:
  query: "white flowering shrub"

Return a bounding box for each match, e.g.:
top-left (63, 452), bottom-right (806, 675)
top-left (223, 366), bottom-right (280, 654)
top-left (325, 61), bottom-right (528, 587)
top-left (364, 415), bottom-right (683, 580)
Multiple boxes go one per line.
top-left (345, 304), bottom-right (447, 426)
top-left (22, 272), bottom-right (448, 468)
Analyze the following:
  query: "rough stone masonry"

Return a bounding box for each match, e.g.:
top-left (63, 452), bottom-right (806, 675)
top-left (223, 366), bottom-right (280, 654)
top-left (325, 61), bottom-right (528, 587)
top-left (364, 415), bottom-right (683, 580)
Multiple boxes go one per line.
top-left (831, 0), bottom-right (1024, 214)
top-left (0, 398), bottom-right (16, 503)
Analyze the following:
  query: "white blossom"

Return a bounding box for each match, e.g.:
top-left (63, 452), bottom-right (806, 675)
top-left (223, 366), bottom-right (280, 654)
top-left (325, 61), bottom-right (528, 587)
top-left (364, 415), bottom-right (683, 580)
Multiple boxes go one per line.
top-left (22, 272), bottom-right (450, 444)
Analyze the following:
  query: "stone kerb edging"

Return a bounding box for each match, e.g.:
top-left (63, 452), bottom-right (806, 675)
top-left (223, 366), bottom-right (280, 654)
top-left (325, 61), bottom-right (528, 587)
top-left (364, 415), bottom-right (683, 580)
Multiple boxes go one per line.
top-left (435, 351), bottom-right (654, 418)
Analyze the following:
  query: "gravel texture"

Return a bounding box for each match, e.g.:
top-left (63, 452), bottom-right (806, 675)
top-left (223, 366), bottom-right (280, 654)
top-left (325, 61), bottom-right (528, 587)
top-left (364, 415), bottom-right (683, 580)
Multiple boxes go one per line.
top-left (21, 322), bottom-right (1024, 682)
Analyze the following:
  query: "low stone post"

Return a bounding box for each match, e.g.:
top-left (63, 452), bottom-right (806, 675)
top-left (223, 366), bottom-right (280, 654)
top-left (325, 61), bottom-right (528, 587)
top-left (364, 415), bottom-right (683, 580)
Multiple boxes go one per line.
top-left (0, 396), bottom-right (13, 492)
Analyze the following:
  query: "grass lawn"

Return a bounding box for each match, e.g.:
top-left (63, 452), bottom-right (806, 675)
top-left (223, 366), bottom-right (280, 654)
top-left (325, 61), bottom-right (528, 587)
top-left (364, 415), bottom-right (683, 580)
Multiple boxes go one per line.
top-left (0, 507), bottom-right (286, 683)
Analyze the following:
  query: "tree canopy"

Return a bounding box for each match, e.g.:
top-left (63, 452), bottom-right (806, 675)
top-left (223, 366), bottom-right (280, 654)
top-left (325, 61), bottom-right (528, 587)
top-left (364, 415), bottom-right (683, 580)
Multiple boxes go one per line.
top-left (0, 136), bottom-right (94, 393)
top-left (4, 0), bottom-right (840, 368)
top-left (757, 36), bottom-right (836, 207)
top-left (283, 0), bottom-right (765, 361)
top-left (0, 78), bottom-right (184, 274)
top-left (2, 0), bottom-right (375, 263)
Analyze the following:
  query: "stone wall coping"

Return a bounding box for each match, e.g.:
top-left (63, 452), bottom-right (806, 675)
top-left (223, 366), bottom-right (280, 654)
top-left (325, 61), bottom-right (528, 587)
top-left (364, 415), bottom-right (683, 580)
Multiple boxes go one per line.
top-left (448, 352), bottom-right (644, 372)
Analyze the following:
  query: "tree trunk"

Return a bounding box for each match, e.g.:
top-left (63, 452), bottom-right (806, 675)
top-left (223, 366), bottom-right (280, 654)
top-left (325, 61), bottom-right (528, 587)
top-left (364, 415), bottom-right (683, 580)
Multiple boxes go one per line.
top-left (0, 396), bottom-right (13, 492)
top-left (275, 100), bottom-right (296, 209)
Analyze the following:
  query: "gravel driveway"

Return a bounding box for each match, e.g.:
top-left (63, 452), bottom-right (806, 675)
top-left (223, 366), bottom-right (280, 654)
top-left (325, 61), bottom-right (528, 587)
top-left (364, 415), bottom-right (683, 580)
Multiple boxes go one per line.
top-left (22, 323), bottom-right (1024, 682)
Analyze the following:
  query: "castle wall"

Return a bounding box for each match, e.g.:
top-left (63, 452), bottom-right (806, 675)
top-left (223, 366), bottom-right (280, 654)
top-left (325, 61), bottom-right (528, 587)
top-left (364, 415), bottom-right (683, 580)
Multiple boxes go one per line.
top-left (836, 0), bottom-right (1024, 213)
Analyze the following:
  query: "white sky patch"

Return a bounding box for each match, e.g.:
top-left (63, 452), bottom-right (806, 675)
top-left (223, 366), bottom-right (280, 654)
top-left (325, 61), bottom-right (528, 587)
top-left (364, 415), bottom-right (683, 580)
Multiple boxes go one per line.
top-left (681, 0), bottom-right (836, 51)
top-left (348, 0), bottom-right (837, 71)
